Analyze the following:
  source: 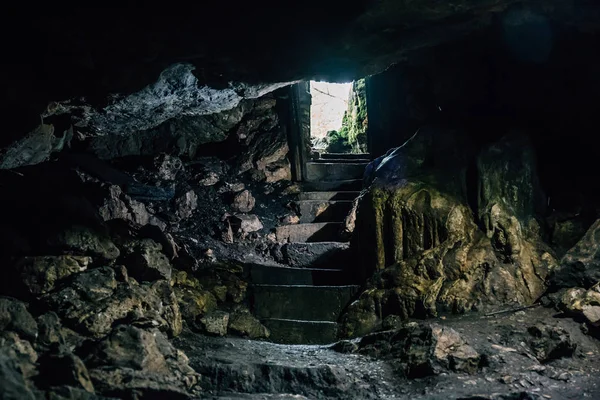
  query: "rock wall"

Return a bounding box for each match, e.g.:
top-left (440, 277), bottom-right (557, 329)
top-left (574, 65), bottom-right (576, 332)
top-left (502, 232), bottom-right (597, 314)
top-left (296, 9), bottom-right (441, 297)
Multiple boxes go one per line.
top-left (0, 84), bottom-right (303, 398)
top-left (341, 127), bottom-right (557, 337)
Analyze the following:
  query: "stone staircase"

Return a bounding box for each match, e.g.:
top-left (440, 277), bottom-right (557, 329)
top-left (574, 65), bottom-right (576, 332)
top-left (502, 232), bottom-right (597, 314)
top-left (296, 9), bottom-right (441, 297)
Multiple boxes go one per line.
top-left (249, 153), bottom-right (370, 344)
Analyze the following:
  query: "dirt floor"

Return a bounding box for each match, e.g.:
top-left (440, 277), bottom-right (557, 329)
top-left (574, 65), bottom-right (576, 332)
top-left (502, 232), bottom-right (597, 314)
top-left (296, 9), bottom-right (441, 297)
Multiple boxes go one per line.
top-left (174, 306), bottom-right (600, 400)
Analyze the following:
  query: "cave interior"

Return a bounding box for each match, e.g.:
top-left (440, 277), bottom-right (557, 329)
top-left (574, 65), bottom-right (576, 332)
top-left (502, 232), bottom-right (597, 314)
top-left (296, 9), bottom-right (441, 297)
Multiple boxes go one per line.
top-left (1, 3), bottom-right (600, 400)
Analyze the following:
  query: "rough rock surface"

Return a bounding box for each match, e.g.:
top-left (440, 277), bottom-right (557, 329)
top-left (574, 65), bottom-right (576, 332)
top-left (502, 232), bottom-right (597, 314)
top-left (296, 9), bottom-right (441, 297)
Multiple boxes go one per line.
top-left (230, 214), bottom-right (263, 235)
top-left (0, 298), bottom-right (38, 341)
top-left (42, 267), bottom-right (181, 338)
top-left (85, 325), bottom-right (199, 398)
top-left (47, 226), bottom-right (120, 260)
top-left (352, 322), bottom-right (482, 377)
top-left (155, 154), bottom-right (184, 181)
top-left (174, 306), bottom-right (600, 399)
top-left (174, 190), bottom-right (198, 219)
top-left (228, 310), bottom-right (270, 339)
top-left (99, 186), bottom-right (166, 229)
top-left (121, 239), bottom-right (173, 282)
top-left (200, 311), bottom-right (230, 336)
top-left (231, 190), bottom-right (255, 213)
top-left (342, 129), bottom-right (556, 337)
top-left (550, 286), bottom-right (600, 329)
top-left (552, 219), bottom-right (600, 289)
top-left (10, 256), bottom-right (91, 296)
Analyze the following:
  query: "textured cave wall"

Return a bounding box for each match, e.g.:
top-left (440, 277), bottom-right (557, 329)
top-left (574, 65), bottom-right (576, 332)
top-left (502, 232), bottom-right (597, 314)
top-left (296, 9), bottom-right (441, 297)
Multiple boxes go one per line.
top-left (365, 12), bottom-right (600, 236)
top-left (338, 7), bottom-right (600, 336)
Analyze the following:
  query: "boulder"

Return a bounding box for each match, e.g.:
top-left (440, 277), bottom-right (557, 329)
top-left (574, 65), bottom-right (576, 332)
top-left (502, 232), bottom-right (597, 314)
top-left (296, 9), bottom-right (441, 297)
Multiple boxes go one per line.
top-left (200, 311), bottom-right (229, 336)
top-left (11, 256), bottom-right (91, 296)
top-left (279, 214), bottom-right (299, 225)
top-left (191, 157), bottom-right (226, 187)
top-left (228, 310), bottom-right (270, 339)
top-left (526, 324), bottom-right (576, 362)
top-left (198, 171), bottom-right (220, 186)
top-left (47, 226), bottom-right (120, 260)
top-left (0, 332), bottom-right (38, 381)
top-left (0, 298), bottom-right (38, 341)
top-left (230, 214), bottom-right (263, 234)
top-left (85, 326), bottom-right (198, 397)
top-left (36, 312), bottom-right (66, 350)
top-left (174, 287), bottom-right (217, 322)
top-left (217, 182), bottom-right (245, 195)
top-left (42, 267), bottom-right (181, 338)
top-left (343, 129), bottom-right (555, 335)
top-left (231, 190), bottom-right (255, 213)
top-left (356, 322), bottom-right (481, 378)
top-left (548, 215), bottom-right (589, 257)
top-left (99, 185), bottom-right (166, 230)
top-left (121, 239), bottom-right (172, 282)
top-left (552, 219), bottom-right (600, 289)
top-left (155, 154), bottom-right (183, 181)
top-left (0, 349), bottom-right (36, 400)
top-left (174, 190), bottom-right (198, 219)
top-left (264, 159), bottom-right (291, 183)
top-left (553, 286), bottom-right (600, 327)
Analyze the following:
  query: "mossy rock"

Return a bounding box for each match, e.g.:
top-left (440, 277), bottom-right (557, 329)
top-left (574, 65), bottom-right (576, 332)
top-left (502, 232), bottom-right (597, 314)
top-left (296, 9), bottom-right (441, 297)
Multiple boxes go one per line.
top-left (341, 130), bottom-right (555, 338)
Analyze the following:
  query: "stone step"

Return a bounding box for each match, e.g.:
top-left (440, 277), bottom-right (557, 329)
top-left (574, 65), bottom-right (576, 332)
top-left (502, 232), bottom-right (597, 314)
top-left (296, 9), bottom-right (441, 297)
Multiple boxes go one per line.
top-left (320, 153), bottom-right (371, 160)
top-left (305, 162), bottom-right (368, 182)
top-left (261, 319), bottom-right (339, 344)
top-left (297, 200), bottom-right (353, 223)
top-left (302, 179), bottom-right (363, 192)
top-left (298, 191), bottom-right (360, 201)
top-left (311, 158), bottom-right (371, 164)
top-left (251, 284), bottom-right (360, 321)
top-left (279, 242), bottom-right (350, 269)
top-left (245, 264), bottom-right (347, 286)
top-left (275, 222), bottom-right (345, 243)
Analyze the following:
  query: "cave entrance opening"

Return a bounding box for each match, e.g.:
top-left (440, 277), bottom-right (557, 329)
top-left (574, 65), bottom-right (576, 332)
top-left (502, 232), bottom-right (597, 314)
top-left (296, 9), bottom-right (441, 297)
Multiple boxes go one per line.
top-left (308, 79), bottom-right (369, 158)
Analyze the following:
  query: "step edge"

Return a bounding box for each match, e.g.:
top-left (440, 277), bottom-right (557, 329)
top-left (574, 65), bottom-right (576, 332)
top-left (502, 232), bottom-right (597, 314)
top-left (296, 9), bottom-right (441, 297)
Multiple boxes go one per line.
top-left (276, 222), bottom-right (343, 228)
top-left (252, 284), bottom-right (360, 289)
top-left (297, 200), bottom-right (354, 204)
top-left (261, 318), bottom-right (338, 325)
top-left (250, 266), bottom-right (345, 272)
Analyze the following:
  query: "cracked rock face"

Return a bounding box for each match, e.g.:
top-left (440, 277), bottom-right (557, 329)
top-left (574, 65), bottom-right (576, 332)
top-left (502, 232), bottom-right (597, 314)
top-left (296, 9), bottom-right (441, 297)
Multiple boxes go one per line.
top-left (63, 64), bottom-right (292, 138)
top-left (341, 128), bottom-right (556, 337)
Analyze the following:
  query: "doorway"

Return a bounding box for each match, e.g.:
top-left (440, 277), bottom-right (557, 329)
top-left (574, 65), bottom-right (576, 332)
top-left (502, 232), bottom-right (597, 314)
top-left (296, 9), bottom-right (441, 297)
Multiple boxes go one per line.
top-left (309, 79), bottom-right (369, 158)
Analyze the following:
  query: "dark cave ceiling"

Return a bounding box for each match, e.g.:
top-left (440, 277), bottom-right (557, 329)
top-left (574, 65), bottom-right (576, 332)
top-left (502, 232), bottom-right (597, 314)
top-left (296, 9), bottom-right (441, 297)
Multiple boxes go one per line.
top-left (0, 0), bottom-right (598, 165)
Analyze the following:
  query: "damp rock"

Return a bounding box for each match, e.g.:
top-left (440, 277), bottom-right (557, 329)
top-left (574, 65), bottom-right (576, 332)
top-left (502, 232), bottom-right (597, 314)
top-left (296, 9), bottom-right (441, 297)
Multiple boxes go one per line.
top-left (10, 256), bottom-right (91, 296)
top-left (174, 190), bottom-right (198, 219)
top-left (200, 311), bottom-right (229, 336)
top-left (99, 185), bottom-right (166, 230)
top-left (85, 326), bottom-right (198, 397)
top-left (357, 322), bottom-right (481, 378)
top-left (228, 310), bottom-right (270, 339)
top-left (527, 324), bottom-right (577, 362)
top-left (47, 225), bottom-right (120, 260)
top-left (0, 298), bottom-right (38, 341)
top-left (552, 219), bottom-right (600, 289)
top-left (121, 239), bottom-right (172, 282)
top-left (231, 190), bottom-right (255, 213)
top-left (42, 268), bottom-right (181, 338)
top-left (230, 214), bottom-right (263, 234)
top-left (155, 154), bottom-right (183, 181)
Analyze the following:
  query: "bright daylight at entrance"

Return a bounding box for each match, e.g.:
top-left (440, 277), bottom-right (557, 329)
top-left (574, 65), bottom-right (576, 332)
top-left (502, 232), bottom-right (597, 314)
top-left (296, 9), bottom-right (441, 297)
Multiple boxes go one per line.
top-left (309, 79), bottom-right (368, 155)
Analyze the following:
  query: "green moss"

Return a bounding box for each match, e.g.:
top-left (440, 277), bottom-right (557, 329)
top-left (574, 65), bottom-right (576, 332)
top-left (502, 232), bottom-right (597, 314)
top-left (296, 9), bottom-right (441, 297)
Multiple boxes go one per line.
top-left (326, 78), bottom-right (368, 153)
